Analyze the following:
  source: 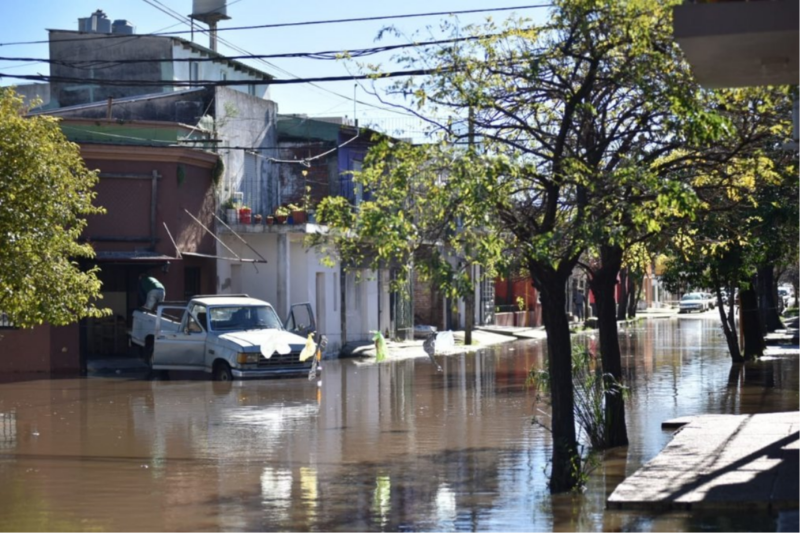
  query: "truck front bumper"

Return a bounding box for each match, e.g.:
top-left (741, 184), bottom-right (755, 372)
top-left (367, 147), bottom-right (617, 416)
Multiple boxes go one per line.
top-left (231, 366), bottom-right (311, 379)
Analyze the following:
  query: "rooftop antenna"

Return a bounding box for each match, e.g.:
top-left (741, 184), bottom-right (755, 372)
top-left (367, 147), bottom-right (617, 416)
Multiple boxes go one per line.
top-left (189, 0), bottom-right (230, 52)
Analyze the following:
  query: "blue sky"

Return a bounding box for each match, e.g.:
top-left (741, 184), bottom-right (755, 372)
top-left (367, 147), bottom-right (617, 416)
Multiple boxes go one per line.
top-left (0, 1), bottom-right (548, 135)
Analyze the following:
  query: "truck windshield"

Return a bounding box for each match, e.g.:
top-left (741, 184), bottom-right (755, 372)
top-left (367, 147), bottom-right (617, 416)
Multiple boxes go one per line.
top-left (208, 306), bottom-right (282, 331)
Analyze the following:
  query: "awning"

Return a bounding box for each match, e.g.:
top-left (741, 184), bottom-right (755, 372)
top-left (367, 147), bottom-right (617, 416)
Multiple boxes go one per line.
top-left (93, 251), bottom-right (179, 263)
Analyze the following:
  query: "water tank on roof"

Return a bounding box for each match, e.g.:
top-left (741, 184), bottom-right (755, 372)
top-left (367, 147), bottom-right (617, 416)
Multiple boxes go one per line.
top-left (192, 0), bottom-right (227, 20)
top-left (78, 9), bottom-right (112, 34)
top-left (112, 19), bottom-right (135, 35)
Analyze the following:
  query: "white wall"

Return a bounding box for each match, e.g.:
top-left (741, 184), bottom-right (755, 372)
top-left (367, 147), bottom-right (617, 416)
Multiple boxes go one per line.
top-left (344, 270), bottom-right (380, 343)
top-left (172, 44), bottom-right (269, 99)
top-left (217, 231), bottom-right (342, 354)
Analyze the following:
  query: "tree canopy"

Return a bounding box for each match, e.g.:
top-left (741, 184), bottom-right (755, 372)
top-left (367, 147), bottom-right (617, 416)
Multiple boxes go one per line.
top-left (0, 88), bottom-right (107, 328)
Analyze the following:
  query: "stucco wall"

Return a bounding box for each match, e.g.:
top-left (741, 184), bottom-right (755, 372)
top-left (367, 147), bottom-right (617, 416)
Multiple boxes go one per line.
top-left (215, 87), bottom-right (279, 218)
top-left (49, 31), bottom-right (174, 108)
top-left (217, 231), bottom-right (344, 353)
top-left (172, 44), bottom-right (269, 100)
top-left (0, 323), bottom-right (80, 374)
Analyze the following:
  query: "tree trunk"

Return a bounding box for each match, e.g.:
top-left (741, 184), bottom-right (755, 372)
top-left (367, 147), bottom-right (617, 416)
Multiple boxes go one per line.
top-left (589, 245), bottom-right (629, 448)
top-left (465, 270), bottom-right (474, 346)
top-left (713, 273), bottom-right (742, 362)
top-left (617, 268), bottom-right (628, 320)
top-left (626, 274), bottom-right (639, 318)
top-left (740, 282), bottom-right (764, 360)
top-left (530, 263), bottom-right (579, 493)
top-left (757, 265), bottom-right (783, 332)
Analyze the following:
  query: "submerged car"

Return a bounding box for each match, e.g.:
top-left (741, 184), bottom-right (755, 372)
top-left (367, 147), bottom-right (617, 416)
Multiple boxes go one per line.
top-left (679, 292), bottom-right (711, 314)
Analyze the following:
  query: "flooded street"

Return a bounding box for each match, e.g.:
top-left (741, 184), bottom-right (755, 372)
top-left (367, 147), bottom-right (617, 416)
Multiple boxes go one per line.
top-left (0, 317), bottom-right (796, 531)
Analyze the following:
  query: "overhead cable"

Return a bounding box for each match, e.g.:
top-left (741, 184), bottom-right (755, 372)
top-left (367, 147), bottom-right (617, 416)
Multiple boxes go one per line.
top-left (0, 4), bottom-right (551, 47)
top-left (0, 67), bottom-right (450, 87)
top-left (0, 35), bottom-right (489, 67)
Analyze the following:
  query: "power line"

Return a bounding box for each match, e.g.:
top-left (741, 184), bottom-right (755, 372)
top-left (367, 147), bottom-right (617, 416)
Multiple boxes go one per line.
top-left (135, 0), bottom-right (416, 118)
top-left (0, 35), bottom-right (487, 67)
top-left (0, 66), bottom-right (450, 87)
top-left (0, 4), bottom-right (551, 47)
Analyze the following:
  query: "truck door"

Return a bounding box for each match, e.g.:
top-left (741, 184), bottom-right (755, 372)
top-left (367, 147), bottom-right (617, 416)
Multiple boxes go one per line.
top-left (284, 303), bottom-right (316, 337)
top-left (154, 304), bottom-right (207, 368)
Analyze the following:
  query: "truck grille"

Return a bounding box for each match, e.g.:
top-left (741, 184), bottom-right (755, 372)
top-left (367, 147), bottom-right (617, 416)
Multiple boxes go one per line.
top-left (257, 351), bottom-right (308, 368)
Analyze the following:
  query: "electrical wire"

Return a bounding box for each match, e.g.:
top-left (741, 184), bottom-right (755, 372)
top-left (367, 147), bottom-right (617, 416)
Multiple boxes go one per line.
top-left (135, 0), bottom-right (415, 117)
top-left (0, 35), bottom-right (488, 67)
top-left (0, 66), bottom-right (451, 87)
top-left (0, 4), bottom-right (551, 47)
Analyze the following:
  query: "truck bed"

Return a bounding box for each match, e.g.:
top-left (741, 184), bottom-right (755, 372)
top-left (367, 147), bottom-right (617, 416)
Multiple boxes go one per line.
top-left (130, 309), bottom-right (182, 347)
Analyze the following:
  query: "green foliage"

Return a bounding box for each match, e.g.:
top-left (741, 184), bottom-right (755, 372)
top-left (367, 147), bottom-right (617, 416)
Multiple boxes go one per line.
top-left (528, 345), bottom-right (628, 450)
top-left (660, 86), bottom-right (798, 297)
top-left (313, 140), bottom-right (507, 299)
top-left (0, 88), bottom-right (108, 327)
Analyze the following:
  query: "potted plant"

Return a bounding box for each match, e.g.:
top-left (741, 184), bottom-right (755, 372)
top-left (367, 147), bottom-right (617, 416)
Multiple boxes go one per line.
top-left (274, 205), bottom-right (290, 224)
top-left (266, 215), bottom-right (274, 226)
top-left (239, 205), bottom-right (252, 224)
top-left (223, 198), bottom-right (239, 224)
top-left (289, 203), bottom-right (306, 224)
top-left (254, 213), bottom-right (262, 224)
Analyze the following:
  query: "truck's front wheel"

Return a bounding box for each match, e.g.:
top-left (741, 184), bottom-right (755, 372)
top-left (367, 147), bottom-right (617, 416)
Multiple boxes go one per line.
top-left (213, 361), bottom-right (233, 382)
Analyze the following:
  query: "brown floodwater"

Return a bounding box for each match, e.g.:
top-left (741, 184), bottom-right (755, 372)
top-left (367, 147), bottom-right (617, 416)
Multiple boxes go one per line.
top-left (0, 317), bottom-right (796, 531)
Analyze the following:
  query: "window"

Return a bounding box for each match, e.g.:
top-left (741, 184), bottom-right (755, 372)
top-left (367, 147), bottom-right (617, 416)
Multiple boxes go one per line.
top-left (185, 303), bottom-right (207, 332)
top-left (220, 71), bottom-right (227, 81)
top-left (209, 306), bottom-right (282, 331)
top-left (184, 267), bottom-right (201, 300)
top-left (0, 312), bottom-right (14, 329)
top-left (248, 84), bottom-right (257, 96)
top-left (192, 62), bottom-right (199, 82)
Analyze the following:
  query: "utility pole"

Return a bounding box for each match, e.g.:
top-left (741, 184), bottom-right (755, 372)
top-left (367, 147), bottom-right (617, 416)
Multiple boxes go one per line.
top-left (464, 105), bottom-right (476, 346)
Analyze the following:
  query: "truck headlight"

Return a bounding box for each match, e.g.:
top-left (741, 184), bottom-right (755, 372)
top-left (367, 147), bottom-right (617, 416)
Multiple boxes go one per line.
top-left (236, 353), bottom-right (259, 364)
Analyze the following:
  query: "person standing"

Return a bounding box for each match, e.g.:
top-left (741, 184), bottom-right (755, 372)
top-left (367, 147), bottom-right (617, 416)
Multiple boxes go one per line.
top-left (139, 273), bottom-right (165, 311)
top-left (573, 289), bottom-right (586, 321)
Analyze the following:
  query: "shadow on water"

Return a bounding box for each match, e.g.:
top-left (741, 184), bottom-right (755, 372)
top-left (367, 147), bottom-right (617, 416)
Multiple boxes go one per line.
top-left (0, 318), bottom-right (795, 531)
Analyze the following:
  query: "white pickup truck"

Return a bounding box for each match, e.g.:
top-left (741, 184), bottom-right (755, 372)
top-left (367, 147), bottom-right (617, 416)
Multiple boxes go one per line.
top-left (130, 294), bottom-right (319, 381)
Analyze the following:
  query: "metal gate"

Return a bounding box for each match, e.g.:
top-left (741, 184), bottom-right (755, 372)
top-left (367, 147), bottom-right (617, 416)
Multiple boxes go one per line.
top-left (390, 270), bottom-right (414, 341)
top-left (481, 276), bottom-right (495, 325)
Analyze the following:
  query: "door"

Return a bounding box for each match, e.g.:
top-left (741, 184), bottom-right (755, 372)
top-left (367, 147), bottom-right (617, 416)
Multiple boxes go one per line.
top-left (284, 303), bottom-right (316, 337)
top-left (154, 305), bottom-right (206, 368)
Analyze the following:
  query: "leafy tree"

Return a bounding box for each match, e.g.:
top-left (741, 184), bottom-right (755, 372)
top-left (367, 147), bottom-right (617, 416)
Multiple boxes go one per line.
top-left (332, 0), bottom-right (724, 490)
top-left (660, 86), bottom-right (797, 361)
top-left (0, 88), bottom-right (107, 328)
top-left (314, 139), bottom-right (508, 341)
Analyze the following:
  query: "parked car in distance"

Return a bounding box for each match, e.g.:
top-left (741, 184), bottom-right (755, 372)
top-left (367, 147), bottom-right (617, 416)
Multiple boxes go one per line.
top-left (702, 292), bottom-right (716, 309)
top-left (778, 286), bottom-right (793, 307)
top-left (679, 292), bottom-right (712, 314)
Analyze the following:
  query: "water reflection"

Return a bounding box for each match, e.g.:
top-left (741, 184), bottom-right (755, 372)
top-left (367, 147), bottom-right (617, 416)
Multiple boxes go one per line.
top-left (0, 318), bottom-right (795, 531)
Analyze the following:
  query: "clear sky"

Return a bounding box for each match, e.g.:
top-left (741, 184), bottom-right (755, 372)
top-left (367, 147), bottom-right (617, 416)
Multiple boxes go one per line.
top-left (0, 1), bottom-right (549, 137)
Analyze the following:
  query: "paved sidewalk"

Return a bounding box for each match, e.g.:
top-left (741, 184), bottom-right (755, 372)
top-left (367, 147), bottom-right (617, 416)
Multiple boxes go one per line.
top-left (341, 329), bottom-right (519, 362)
top-left (608, 412), bottom-right (799, 511)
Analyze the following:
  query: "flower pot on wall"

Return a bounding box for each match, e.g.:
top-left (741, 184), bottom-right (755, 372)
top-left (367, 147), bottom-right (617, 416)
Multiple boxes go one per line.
top-left (275, 215), bottom-right (288, 224)
top-left (291, 210), bottom-right (307, 224)
top-left (226, 208), bottom-right (238, 224)
top-left (239, 208), bottom-right (251, 224)
top-left (266, 216), bottom-right (274, 225)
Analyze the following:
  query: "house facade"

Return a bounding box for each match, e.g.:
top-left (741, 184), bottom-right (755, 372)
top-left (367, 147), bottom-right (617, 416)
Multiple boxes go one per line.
top-left (0, 119), bottom-right (219, 373)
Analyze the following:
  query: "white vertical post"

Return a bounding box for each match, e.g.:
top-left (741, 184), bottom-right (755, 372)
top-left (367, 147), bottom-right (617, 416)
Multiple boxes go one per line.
top-left (277, 233), bottom-right (290, 318)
